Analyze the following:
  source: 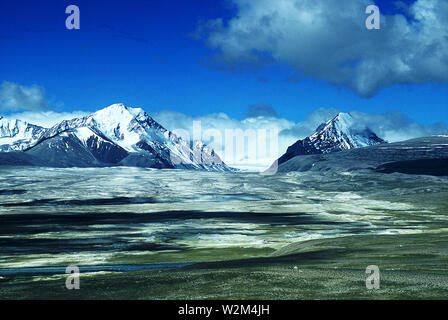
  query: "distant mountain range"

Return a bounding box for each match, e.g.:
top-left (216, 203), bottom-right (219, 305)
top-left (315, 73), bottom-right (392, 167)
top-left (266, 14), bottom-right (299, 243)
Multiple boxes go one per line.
top-left (2, 107), bottom-right (447, 175)
top-left (269, 112), bottom-right (448, 176)
top-left (0, 104), bottom-right (230, 171)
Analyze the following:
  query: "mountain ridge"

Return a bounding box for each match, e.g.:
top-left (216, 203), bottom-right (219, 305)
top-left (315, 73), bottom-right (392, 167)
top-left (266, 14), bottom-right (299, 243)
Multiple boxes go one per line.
top-left (0, 104), bottom-right (231, 171)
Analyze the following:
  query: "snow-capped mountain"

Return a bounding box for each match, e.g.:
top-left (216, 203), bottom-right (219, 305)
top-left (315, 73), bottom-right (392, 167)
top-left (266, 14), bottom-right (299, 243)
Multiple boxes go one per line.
top-left (0, 116), bottom-right (45, 152)
top-left (277, 112), bottom-right (386, 165)
top-left (0, 104), bottom-right (230, 171)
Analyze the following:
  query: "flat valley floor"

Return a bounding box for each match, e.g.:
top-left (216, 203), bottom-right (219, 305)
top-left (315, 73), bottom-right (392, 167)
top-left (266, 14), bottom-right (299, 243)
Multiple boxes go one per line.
top-left (0, 167), bottom-right (447, 299)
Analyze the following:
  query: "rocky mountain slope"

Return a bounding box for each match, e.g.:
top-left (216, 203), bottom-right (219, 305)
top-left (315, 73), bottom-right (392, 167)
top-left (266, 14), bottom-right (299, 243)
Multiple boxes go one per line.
top-left (275, 135), bottom-right (448, 176)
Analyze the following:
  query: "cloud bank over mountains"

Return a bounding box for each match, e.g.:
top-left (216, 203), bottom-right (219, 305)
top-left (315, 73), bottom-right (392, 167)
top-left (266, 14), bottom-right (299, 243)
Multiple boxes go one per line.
top-left (202, 0), bottom-right (448, 96)
top-left (1, 81), bottom-right (446, 168)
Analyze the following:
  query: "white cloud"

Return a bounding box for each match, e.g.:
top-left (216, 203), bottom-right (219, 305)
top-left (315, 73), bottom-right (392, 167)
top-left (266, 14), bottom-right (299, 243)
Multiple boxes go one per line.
top-left (0, 81), bottom-right (89, 128)
top-left (202, 0), bottom-right (448, 96)
top-left (349, 110), bottom-right (448, 142)
top-left (0, 81), bottom-right (49, 112)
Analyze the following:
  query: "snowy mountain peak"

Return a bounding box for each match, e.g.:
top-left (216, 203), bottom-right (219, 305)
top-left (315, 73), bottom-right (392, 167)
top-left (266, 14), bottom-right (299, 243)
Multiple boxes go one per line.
top-left (92, 103), bottom-right (141, 121)
top-left (335, 111), bottom-right (353, 121)
top-left (333, 112), bottom-right (354, 128)
top-left (309, 112), bottom-right (385, 149)
top-left (82, 104), bottom-right (170, 153)
top-left (313, 112), bottom-right (352, 133)
top-left (91, 103), bottom-right (135, 122)
top-left (92, 103), bottom-right (163, 126)
top-left (277, 112), bottom-right (386, 165)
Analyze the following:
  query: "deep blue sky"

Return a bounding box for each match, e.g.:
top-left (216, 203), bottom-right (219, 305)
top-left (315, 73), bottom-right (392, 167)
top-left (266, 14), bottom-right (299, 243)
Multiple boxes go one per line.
top-left (0, 0), bottom-right (446, 125)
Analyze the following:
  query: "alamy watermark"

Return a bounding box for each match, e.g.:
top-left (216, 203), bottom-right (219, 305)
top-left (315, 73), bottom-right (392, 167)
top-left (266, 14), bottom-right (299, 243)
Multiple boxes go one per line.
top-left (66, 5), bottom-right (80, 30)
top-left (168, 121), bottom-right (279, 173)
top-left (65, 265), bottom-right (80, 290)
top-left (365, 5), bottom-right (380, 30)
top-left (366, 265), bottom-right (380, 290)
top-left (63, 5), bottom-right (380, 32)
